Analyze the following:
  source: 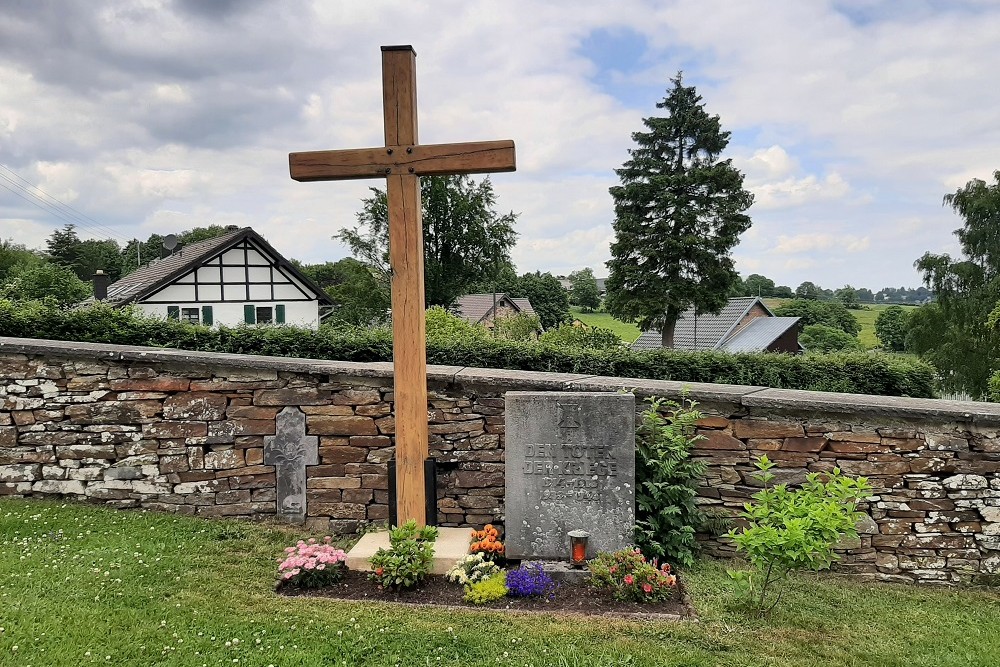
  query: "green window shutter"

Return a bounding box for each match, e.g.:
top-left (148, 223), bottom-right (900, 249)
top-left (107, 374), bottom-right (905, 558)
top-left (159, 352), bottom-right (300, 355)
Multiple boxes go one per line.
top-left (275, 304), bottom-right (286, 324)
top-left (167, 306), bottom-right (179, 320)
top-left (244, 304), bottom-right (256, 324)
top-left (201, 305), bottom-right (213, 326)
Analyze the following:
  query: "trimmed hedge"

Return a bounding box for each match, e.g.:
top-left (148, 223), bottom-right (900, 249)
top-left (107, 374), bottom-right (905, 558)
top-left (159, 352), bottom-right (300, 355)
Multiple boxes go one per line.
top-left (0, 300), bottom-right (937, 398)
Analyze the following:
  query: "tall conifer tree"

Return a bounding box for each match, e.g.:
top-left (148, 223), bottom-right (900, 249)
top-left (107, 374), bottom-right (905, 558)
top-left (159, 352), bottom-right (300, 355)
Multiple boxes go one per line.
top-left (605, 73), bottom-right (753, 346)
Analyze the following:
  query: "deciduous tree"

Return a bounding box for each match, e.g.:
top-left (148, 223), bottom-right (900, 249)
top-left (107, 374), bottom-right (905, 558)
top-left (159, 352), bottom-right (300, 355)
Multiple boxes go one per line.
top-left (605, 73), bottom-right (753, 347)
top-left (909, 171), bottom-right (1000, 395)
top-left (568, 267), bottom-right (601, 312)
top-left (338, 175), bottom-right (517, 308)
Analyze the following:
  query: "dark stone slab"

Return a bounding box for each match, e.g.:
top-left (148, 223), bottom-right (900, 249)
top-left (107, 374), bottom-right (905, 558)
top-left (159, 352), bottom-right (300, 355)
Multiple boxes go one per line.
top-left (505, 391), bottom-right (635, 560)
top-left (264, 407), bottom-right (318, 524)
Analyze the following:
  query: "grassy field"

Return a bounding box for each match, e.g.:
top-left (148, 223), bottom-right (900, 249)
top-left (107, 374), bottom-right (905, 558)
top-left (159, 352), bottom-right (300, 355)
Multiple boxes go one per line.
top-left (570, 306), bottom-right (641, 342)
top-left (2, 498), bottom-right (1000, 666)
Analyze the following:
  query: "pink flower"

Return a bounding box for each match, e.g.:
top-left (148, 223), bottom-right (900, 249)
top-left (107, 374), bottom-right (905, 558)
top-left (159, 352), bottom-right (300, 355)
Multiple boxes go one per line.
top-left (642, 583), bottom-right (653, 594)
top-left (623, 574), bottom-right (634, 585)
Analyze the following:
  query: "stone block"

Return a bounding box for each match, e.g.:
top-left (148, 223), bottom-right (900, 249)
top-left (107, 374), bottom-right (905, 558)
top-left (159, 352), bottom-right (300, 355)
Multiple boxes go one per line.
top-left (331, 389), bottom-right (381, 406)
top-left (782, 437), bottom-right (828, 453)
top-left (0, 464), bottom-right (40, 482)
top-left (55, 444), bottom-right (116, 460)
top-left (355, 404), bottom-right (391, 417)
top-left (943, 474), bottom-right (988, 490)
top-left (254, 388), bottom-right (328, 406)
top-left (163, 392), bottom-right (227, 421)
top-left (32, 479), bottom-right (86, 495)
top-left (204, 449), bottom-right (244, 470)
top-left (0, 427), bottom-right (17, 447)
top-left (110, 377), bottom-right (190, 392)
top-left (731, 421), bottom-right (804, 439)
top-left (103, 467), bottom-right (143, 481)
top-left (300, 405), bottom-right (354, 416)
top-left (309, 476), bottom-right (361, 490)
top-left (245, 448), bottom-right (264, 466)
top-left (307, 416), bottom-right (377, 436)
top-left (226, 405), bottom-right (279, 420)
top-left (310, 502), bottom-right (367, 519)
top-left (695, 430), bottom-right (746, 450)
top-left (143, 422), bottom-right (208, 439)
top-left (217, 490), bottom-right (252, 504)
top-left (159, 455), bottom-right (189, 474)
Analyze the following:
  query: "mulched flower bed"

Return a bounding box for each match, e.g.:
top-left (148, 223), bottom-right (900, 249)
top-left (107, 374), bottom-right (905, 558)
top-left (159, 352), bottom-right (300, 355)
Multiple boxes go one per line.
top-left (278, 570), bottom-right (694, 620)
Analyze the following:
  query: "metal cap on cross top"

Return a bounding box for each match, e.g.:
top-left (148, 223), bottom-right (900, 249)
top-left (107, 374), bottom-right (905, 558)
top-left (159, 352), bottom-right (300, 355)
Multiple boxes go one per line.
top-left (288, 45), bottom-right (517, 527)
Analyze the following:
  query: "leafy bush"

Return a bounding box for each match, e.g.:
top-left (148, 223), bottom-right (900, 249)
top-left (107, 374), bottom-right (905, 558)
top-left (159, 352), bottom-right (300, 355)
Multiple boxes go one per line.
top-left (634, 396), bottom-right (706, 567)
top-left (800, 324), bottom-right (863, 353)
top-left (368, 521), bottom-right (438, 590)
top-left (0, 299), bottom-right (938, 397)
top-left (774, 299), bottom-right (861, 336)
top-left (539, 323), bottom-right (623, 350)
top-left (463, 572), bottom-right (509, 604)
top-left (989, 371), bottom-right (1000, 402)
top-left (276, 537), bottom-right (347, 588)
top-left (445, 552), bottom-right (500, 586)
top-left (469, 524), bottom-right (505, 563)
top-left (875, 305), bottom-right (910, 352)
top-left (505, 562), bottom-right (555, 598)
top-left (588, 548), bottom-right (678, 602)
top-left (493, 313), bottom-right (541, 341)
top-left (727, 455), bottom-right (870, 612)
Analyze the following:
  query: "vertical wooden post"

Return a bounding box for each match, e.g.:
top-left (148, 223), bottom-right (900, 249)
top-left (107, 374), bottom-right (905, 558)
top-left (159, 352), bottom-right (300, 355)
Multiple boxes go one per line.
top-left (382, 46), bottom-right (428, 525)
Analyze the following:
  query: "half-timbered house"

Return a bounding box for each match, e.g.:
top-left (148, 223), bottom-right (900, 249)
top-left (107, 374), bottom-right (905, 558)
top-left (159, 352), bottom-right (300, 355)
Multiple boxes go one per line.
top-left (91, 226), bottom-right (332, 329)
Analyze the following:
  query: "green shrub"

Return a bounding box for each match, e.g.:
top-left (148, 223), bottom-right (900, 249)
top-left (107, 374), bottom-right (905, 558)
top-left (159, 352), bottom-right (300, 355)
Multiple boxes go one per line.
top-left (463, 572), bottom-right (508, 605)
top-left (368, 521), bottom-right (438, 590)
top-left (875, 306), bottom-right (910, 351)
top-left (0, 299), bottom-right (938, 397)
top-left (726, 455), bottom-right (870, 612)
top-left (634, 396), bottom-right (706, 567)
top-left (800, 324), bottom-right (863, 353)
top-left (539, 323), bottom-right (623, 350)
top-left (588, 548), bottom-right (678, 603)
top-left (493, 313), bottom-right (541, 341)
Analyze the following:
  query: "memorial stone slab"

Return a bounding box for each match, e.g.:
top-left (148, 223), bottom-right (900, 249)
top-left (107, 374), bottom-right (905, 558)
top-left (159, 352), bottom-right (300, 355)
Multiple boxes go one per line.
top-left (264, 406), bottom-right (318, 524)
top-left (505, 391), bottom-right (635, 560)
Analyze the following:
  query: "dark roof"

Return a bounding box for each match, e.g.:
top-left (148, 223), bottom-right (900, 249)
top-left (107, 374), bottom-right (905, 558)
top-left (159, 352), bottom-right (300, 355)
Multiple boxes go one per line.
top-left (510, 298), bottom-right (537, 318)
top-left (99, 227), bottom-right (332, 306)
top-left (454, 293), bottom-right (536, 324)
top-left (631, 297), bottom-right (790, 352)
top-left (719, 317), bottom-right (801, 352)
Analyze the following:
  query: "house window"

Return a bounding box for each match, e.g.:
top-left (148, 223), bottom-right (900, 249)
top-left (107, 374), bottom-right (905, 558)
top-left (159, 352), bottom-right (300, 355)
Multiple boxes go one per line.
top-left (243, 304), bottom-right (285, 325)
top-left (181, 308), bottom-right (200, 324)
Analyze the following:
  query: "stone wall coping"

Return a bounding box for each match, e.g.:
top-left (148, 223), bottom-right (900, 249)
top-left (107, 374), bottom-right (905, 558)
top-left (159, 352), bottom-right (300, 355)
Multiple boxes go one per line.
top-left (4, 335), bottom-right (1000, 425)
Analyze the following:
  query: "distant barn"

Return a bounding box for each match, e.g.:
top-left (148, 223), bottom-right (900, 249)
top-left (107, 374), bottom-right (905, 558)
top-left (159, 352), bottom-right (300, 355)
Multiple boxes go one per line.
top-left (87, 226), bottom-right (332, 330)
top-left (631, 297), bottom-right (802, 353)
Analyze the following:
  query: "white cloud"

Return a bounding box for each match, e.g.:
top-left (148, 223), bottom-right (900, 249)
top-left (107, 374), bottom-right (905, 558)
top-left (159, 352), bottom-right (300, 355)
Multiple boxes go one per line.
top-left (2, 0), bottom-right (999, 292)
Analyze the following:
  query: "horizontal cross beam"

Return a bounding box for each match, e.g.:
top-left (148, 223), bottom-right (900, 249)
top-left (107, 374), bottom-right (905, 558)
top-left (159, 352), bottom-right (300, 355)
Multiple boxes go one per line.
top-left (289, 140), bottom-right (516, 182)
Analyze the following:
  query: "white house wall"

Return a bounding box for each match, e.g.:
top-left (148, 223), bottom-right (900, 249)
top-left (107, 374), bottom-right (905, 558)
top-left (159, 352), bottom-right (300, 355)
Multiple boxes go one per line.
top-left (130, 236), bottom-right (324, 330)
top-left (135, 300), bottom-right (320, 329)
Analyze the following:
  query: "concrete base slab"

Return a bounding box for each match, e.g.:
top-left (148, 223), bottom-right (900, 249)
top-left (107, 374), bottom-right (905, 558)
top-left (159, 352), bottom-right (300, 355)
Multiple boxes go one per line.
top-left (347, 526), bottom-right (471, 576)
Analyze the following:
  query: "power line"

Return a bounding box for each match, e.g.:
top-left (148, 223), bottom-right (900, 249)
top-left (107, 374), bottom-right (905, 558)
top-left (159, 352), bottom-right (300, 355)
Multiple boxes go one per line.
top-left (0, 163), bottom-right (132, 244)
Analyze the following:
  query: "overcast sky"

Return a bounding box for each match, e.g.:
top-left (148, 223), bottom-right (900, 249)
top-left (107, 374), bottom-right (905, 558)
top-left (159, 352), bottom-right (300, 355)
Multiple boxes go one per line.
top-left (2, 0), bottom-right (998, 291)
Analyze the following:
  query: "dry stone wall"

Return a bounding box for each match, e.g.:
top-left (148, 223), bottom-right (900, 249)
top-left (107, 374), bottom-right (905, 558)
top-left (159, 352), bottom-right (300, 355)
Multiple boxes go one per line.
top-left (4, 336), bottom-right (1000, 585)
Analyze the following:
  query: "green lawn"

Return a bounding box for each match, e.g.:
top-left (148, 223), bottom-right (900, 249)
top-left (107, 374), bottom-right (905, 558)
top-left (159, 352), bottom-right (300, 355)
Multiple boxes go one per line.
top-left (2, 499), bottom-right (1000, 666)
top-left (570, 307), bottom-right (641, 343)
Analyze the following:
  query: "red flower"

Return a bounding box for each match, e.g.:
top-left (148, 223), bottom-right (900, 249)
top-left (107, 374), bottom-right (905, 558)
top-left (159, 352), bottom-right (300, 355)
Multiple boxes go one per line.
top-left (623, 574), bottom-right (634, 585)
top-left (642, 583), bottom-right (653, 594)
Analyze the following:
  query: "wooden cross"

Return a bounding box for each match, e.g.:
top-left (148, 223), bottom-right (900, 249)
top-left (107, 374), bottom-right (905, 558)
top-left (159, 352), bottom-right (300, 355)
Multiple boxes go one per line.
top-left (289, 45), bottom-right (516, 526)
